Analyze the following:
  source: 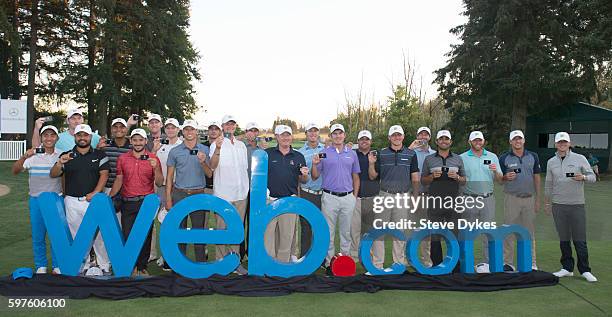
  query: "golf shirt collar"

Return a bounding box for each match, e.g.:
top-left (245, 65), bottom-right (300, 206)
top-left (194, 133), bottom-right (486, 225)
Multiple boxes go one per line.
top-left (435, 150), bottom-right (454, 158)
top-left (467, 148), bottom-right (489, 157)
top-left (387, 145), bottom-right (406, 153)
top-left (302, 141), bottom-right (324, 150)
top-left (274, 145), bottom-right (295, 155)
top-left (71, 145), bottom-right (94, 154)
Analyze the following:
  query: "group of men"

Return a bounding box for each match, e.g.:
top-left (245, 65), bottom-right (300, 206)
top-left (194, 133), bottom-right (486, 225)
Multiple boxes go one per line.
top-left (11, 108), bottom-right (598, 282)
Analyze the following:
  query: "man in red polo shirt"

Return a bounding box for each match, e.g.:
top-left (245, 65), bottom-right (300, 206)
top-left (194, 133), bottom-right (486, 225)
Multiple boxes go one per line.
top-left (110, 128), bottom-right (163, 277)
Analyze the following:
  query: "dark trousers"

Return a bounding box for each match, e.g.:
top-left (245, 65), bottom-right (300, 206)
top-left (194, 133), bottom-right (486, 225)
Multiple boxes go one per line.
top-left (172, 190), bottom-right (208, 262)
top-left (299, 191), bottom-right (322, 257)
top-left (428, 206), bottom-right (461, 273)
top-left (552, 204), bottom-right (591, 274)
top-left (240, 193), bottom-right (250, 260)
top-left (121, 200), bottom-right (152, 271)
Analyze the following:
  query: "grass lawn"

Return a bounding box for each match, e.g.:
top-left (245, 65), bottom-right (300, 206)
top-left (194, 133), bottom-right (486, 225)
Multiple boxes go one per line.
top-left (0, 161), bottom-right (610, 317)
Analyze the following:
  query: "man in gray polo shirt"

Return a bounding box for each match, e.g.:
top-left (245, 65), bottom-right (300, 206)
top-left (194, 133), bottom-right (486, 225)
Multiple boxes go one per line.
top-left (499, 130), bottom-right (541, 271)
top-left (368, 125), bottom-right (419, 269)
top-left (545, 132), bottom-right (597, 282)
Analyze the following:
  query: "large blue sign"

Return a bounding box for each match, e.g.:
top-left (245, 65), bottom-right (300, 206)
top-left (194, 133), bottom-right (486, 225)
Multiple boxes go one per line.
top-left (37, 149), bottom-right (532, 277)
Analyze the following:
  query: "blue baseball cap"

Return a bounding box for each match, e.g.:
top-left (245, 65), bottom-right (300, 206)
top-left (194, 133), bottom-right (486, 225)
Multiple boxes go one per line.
top-left (12, 267), bottom-right (33, 280)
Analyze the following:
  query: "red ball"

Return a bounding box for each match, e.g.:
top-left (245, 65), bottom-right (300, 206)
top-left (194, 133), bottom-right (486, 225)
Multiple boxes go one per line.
top-left (330, 253), bottom-right (356, 277)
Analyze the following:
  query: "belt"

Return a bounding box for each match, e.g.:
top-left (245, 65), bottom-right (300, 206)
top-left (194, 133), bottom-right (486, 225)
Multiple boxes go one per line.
top-left (122, 195), bottom-right (146, 202)
top-left (381, 189), bottom-right (410, 195)
top-left (322, 189), bottom-right (353, 197)
top-left (301, 188), bottom-right (322, 195)
top-left (67, 195), bottom-right (88, 201)
top-left (174, 187), bottom-right (206, 195)
top-left (269, 194), bottom-right (296, 201)
top-left (464, 192), bottom-right (494, 198)
top-left (512, 193), bottom-right (533, 198)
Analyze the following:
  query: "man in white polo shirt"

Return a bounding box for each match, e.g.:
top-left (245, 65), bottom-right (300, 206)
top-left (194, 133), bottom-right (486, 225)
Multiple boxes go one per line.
top-left (209, 115), bottom-right (249, 275)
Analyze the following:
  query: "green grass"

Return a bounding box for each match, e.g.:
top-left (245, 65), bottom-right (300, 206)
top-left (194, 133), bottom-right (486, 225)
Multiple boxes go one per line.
top-left (0, 161), bottom-right (611, 317)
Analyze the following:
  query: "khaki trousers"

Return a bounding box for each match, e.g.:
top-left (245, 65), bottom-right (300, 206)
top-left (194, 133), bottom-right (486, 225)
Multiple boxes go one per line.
top-left (264, 198), bottom-right (298, 262)
top-left (503, 193), bottom-right (537, 267)
top-left (215, 199), bottom-right (247, 260)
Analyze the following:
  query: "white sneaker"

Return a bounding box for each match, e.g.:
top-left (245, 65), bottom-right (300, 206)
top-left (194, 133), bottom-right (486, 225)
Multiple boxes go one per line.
top-left (85, 267), bottom-right (103, 277)
top-left (35, 267), bottom-right (47, 274)
top-left (532, 265), bottom-right (538, 271)
top-left (290, 255), bottom-right (299, 263)
top-left (582, 272), bottom-right (598, 282)
top-left (99, 264), bottom-right (111, 275)
top-left (553, 269), bottom-right (573, 278)
top-left (475, 263), bottom-right (490, 274)
top-left (52, 268), bottom-right (61, 275)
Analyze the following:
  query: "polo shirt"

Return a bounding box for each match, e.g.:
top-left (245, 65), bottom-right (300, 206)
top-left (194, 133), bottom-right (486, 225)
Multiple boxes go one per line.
top-left (146, 132), bottom-right (167, 152)
top-left (116, 150), bottom-right (161, 197)
top-left (61, 147), bottom-right (110, 197)
top-left (415, 146), bottom-right (436, 192)
top-left (421, 151), bottom-right (465, 196)
top-left (266, 146), bottom-right (306, 198)
top-left (203, 140), bottom-right (215, 189)
top-left (156, 139), bottom-right (183, 184)
top-left (355, 150), bottom-right (379, 197)
top-left (499, 149), bottom-right (541, 195)
top-left (56, 130), bottom-right (101, 152)
top-left (316, 145), bottom-right (360, 193)
top-left (209, 137), bottom-right (249, 201)
top-left (101, 138), bottom-right (132, 188)
top-left (375, 146), bottom-right (419, 193)
top-left (23, 148), bottom-right (62, 197)
top-left (460, 149), bottom-right (503, 195)
top-left (298, 142), bottom-right (325, 192)
top-left (167, 143), bottom-right (209, 190)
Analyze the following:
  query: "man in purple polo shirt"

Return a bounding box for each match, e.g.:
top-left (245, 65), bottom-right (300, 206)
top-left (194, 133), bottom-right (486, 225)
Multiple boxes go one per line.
top-left (311, 123), bottom-right (360, 274)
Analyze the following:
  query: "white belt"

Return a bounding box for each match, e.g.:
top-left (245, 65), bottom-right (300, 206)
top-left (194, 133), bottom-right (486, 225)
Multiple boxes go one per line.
top-left (268, 194), bottom-right (296, 201)
top-left (301, 188), bottom-right (322, 195)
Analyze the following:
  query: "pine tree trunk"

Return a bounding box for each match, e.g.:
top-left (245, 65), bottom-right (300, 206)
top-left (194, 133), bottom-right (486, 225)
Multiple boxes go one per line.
top-left (86, 0), bottom-right (97, 127)
top-left (26, 0), bottom-right (39, 147)
top-left (10, 0), bottom-right (20, 99)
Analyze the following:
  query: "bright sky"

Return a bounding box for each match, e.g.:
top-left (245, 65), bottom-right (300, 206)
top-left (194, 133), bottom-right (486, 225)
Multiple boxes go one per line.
top-left (190, 0), bottom-right (466, 130)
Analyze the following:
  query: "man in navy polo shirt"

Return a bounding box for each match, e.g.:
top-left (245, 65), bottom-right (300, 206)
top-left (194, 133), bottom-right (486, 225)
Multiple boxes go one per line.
top-left (264, 125), bottom-right (308, 262)
top-left (311, 123), bottom-right (360, 272)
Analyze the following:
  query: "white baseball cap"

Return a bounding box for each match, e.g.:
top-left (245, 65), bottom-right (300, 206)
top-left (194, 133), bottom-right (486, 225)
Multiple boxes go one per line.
top-left (358, 130), bottom-right (372, 140)
top-left (330, 123), bottom-right (345, 133)
top-left (555, 132), bottom-right (571, 143)
top-left (66, 108), bottom-right (84, 119)
top-left (181, 119), bottom-right (198, 130)
top-left (148, 114), bottom-right (162, 123)
top-left (305, 123), bottom-right (320, 131)
top-left (164, 118), bottom-right (180, 128)
top-left (222, 115), bottom-right (237, 124)
top-left (436, 130), bottom-right (452, 140)
top-left (469, 131), bottom-right (485, 141)
top-left (40, 125), bottom-right (59, 135)
top-left (246, 122), bottom-right (260, 131)
top-left (74, 124), bottom-right (92, 135)
top-left (130, 128), bottom-right (148, 139)
top-left (388, 125), bottom-right (404, 136)
top-left (417, 126), bottom-right (431, 136)
top-left (509, 130), bottom-right (525, 141)
top-left (274, 125), bottom-right (292, 135)
top-left (208, 121), bottom-right (221, 129)
top-left (111, 118), bottom-right (127, 127)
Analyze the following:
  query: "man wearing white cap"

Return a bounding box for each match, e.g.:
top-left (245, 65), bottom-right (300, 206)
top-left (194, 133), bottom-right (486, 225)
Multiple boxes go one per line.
top-left (33, 108), bottom-right (101, 152)
top-left (264, 125), bottom-right (308, 262)
top-left (545, 132), bottom-right (597, 282)
top-left (209, 115), bottom-right (249, 274)
top-left (349, 130), bottom-right (380, 262)
top-left (460, 130), bottom-right (503, 273)
top-left (145, 114), bottom-right (166, 152)
top-left (98, 118), bottom-right (132, 194)
top-left (311, 123), bottom-right (360, 273)
top-left (109, 129), bottom-right (163, 276)
top-left (165, 119), bottom-right (213, 268)
top-left (499, 130), bottom-right (541, 271)
top-left (50, 124), bottom-right (111, 275)
top-left (368, 125), bottom-right (420, 269)
top-left (421, 130), bottom-right (465, 271)
top-left (12, 125), bottom-right (62, 274)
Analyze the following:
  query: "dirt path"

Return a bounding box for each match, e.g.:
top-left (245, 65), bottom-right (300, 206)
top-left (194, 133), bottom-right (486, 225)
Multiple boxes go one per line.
top-left (0, 184), bottom-right (10, 197)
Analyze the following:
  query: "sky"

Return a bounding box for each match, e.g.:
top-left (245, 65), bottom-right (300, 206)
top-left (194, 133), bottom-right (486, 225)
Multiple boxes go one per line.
top-left (189, 0), bottom-right (466, 130)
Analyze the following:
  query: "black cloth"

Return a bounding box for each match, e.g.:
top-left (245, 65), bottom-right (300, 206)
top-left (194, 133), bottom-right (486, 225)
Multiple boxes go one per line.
top-left (299, 190), bottom-right (322, 257)
top-left (121, 200), bottom-right (152, 270)
top-left (61, 146), bottom-right (110, 197)
top-left (0, 271), bottom-right (558, 300)
top-left (355, 150), bottom-right (379, 198)
top-left (265, 146), bottom-right (306, 198)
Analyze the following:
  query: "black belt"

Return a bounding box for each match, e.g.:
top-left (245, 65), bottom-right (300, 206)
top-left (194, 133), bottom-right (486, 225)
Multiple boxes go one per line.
top-left (381, 189), bottom-right (410, 195)
top-left (122, 195), bottom-right (146, 202)
top-left (513, 193), bottom-right (533, 198)
top-left (464, 192), bottom-right (494, 198)
top-left (322, 189), bottom-right (353, 197)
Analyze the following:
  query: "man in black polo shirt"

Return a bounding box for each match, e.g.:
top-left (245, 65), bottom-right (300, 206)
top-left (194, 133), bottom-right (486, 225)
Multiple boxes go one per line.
top-left (368, 125), bottom-right (420, 269)
top-left (421, 130), bottom-right (466, 269)
top-left (264, 125), bottom-right (308, 262)
top-left (50, 124), bottom-right (111, 275)
top-left (349, 130), bottom-right (380, 262)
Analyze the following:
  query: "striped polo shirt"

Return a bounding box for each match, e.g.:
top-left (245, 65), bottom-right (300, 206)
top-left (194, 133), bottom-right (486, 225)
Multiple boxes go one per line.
top-left (23, 149), bottom-right (62, 197)
top-left (101, 138), bottom-right (132, 188)
top-left (375, 146), bottom-right (419, 193)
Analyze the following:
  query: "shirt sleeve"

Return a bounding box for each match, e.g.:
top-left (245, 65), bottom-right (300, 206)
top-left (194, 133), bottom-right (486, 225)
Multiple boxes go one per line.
top-left (351, 151), bottom-right (361, 174)
top-left (23, 157), bottom-right (32, 170)
top-left (116, 156), bottom-right (124, 176)
top-left (544, 158), bottom-right (553, 198)
top-left (499, 153), bottom-right (508, 174)
top-left (493, 155), bottom-right (503, 176)
top-left (98, 151), bottom-right (110, 171)
top-left (458, 158), bottom-right (466, 177)
top-left (421, 157), bottom-right (431, 177)
top-left (167, 148), bottom-right (177, 167)
top-left (91, 133), bottom-right (101, 148)
top-left (532, 152), bottom-right (542, 174)
top-left (580, 155), bottom-right (596, 183)
top-left (410, 154), bottom-right (419, 173)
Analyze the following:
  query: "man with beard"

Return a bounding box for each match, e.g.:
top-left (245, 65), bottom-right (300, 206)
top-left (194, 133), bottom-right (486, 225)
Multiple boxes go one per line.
top-left (33, 108), bottom-right (101, 152)
top-left (421, 130), bottom-right (465, 271)
top-left (165, 120), bottom-right (213, 266)
top-left (50, 124), bottom-right (111, 275)
top-left (12, 125), bottom-right (62, 274)
top-left (109, 129), bottom-right (163, 277)
top-left (460, 131), bottom-right (503, 273)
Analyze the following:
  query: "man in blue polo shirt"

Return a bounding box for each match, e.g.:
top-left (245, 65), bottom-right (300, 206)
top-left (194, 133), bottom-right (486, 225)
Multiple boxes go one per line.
top-left (311, 123), bottom-right (360, 273)
top-left (264, 125), bottom-right (308, 262)
top-left (460, 131), bottom-right (503, 273)
top-left (499, 130), bottom-right (541, 271)
top-left (32, 108), bottom-right (101, 152)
